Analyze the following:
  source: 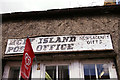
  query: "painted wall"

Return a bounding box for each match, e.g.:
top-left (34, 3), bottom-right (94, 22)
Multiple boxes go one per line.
top-left (2, 15), bottom-right (119, 53)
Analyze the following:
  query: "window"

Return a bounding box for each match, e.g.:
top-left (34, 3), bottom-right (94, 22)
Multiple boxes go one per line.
top-left (45, 66), bottom-right (56, 80)
top-left (2, 61), bottom-right (32, 80)
top-left (45, 65), bottom-right (69, 80)
top-left (97, 64), bottom-right (110, 79)
top-left (84, 64), bottom-right (96, 80)
top-left (26, 59), bottom-right (118, 79)
top-left (8, 67), bottom-right (20, 80)
top-left (3, 60), bottom-right (118, 80)
top-left (83, 64), bottom-right (110, 80)
top-left (58, 65), bottom-right (69, 80)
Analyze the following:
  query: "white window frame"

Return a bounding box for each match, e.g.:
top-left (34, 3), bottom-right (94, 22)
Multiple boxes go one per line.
top-left (2, 61), bottom-right (21, 79)
top-left (3, 59), bottom-right (118, 80)
top-left (45, 64), bottom-right (69, 79)
top-left (80, 59), bottom-right (118, 79)
top-left (32, 61), bottom-right (71, 79)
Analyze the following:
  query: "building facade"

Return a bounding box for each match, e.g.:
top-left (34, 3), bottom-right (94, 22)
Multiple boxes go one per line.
top-left (2, 6), bottom-right (120, 80)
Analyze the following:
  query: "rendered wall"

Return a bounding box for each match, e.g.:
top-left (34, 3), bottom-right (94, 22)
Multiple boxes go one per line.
top-left (2, 14), bottom-right (120, 79)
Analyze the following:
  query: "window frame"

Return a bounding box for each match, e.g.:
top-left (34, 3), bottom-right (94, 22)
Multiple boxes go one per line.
top-left (3, 59), bottom-right (118, 80)
top-left (44, 61), bottom-right (71, 79)
top-left (80, 59), bottom-right (118, 79)
top-left (2, 61), bottom-right (33, 80)
top-left (2, 61), bottom-right (21, 79)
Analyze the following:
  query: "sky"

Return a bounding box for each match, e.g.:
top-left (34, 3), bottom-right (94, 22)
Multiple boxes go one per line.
top-left (0, 0), bottom-right (107, 14)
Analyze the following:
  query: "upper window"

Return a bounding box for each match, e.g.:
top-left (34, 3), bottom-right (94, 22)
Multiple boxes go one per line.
top-left (84, 64), bottom-right (96, 80)
top-left (2, 62), bottom-right (32, 80)
top-left (97, 64), bottom-right (110, 79)
top-left (45, 65), bottom-right (70, 80)
top-left (8, 67), bottom-right (20, 80)
top-left (83, 64), bottom-right (110, 80)
top-left (3, 60), bottom-right (118, 80)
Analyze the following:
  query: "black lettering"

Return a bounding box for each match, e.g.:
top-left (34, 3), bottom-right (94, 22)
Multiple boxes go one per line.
top-left (87, 41), bottom-right (91, 44)
top-left (13, 46), bottom-right (19, 52)
top-left (61, 44), bottom-right (67, 50)
top-left (99, 40), bottom-right (102, 44)
top-left (55, 37), bottom-right (61, 43)
top-left (92, 36), bottom-right (96, 39)
top-left (49, 38), bottom-right (55, 43)
top-left (16, 39), bottom-right (22, 45)
top-left (38, 38), bottom-right (43, 44)
top-left (67, 44), bottom-right (74, 50)
top-left (96, 36), bottom-right (98, 39)
top-left (43, 38), bottom-right (48, 43)
top-left (85, 36), bottom-right (89, 40)
top-left (106, 35), bottom-right (109, 39)
top-left (95, 40), bottom-right (98, 44)
top-left (19, 46), bottom-right (25, 52)
top-left (92, 40), bottom-right (95, 44)
top-left (79, 36), bottom-right (84, 40)
top-left (62, 37), bottom-right (69, 42)
top-left (49, 45), bottom-right (56, 50)
top-left (69, 37), bottom-right (76, 42)
top-left (98, 36), bottom-right (104, 39)
top-left (7, 47), bottom-right (13, 52)
top-left (9, 40), bottom-right (16, 45)
top-left (43, 45), bottom-right (49, 50)
top-left (56, 44), bottom-right (61, 50)
top-left (36, 45), bottom-right (42, 51)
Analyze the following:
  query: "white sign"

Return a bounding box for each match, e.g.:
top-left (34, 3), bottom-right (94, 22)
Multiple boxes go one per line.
top-left (5, 34), bottom-right (113, 54)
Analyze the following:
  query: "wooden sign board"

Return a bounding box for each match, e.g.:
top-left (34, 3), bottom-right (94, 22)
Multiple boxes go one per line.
top-left (5, 34), bottom-right (113, 54)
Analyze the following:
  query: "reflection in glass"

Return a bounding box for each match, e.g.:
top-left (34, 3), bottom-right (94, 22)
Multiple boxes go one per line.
top-left (58, 65), bottom-right (69, 80)
top-left (45, 66), bottom-right (56, 80)
top-left (84, 64), bottom-right (96, 80)
top-left (97, 64), bottom-right (110, 79)
top-left (45, 65), bottom-right (69, 80)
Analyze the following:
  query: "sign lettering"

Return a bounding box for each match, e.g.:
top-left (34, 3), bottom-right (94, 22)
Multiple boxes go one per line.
top-left (5, 34), bottom-right (113, 54)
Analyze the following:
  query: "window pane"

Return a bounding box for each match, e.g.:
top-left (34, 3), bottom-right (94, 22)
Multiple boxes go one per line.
top-left (8, 67), bottom-right (20, 80)
top-left (58, 65), bottom-right (69, 80)
top-left (45, 66), bottom-right (56, 80)
top-left (97, 64), bottom-right (110, 79)
top-left (84, 64), bottom-right (96, 80)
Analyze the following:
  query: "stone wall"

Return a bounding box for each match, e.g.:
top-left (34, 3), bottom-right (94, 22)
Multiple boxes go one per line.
top-left (0, 14), bottom-right (2, 80)
top-left (117, 16), bottom-right (120, 79)
top-left (2, 15), bottom-right (119, 55)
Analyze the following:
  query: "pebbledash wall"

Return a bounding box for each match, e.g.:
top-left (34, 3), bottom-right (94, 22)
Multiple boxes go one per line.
top-left (2, 6), bottom-right (120, 79)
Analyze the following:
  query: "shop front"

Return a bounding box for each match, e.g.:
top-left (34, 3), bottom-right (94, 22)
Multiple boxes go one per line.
top-left (3, 59), bottom-right (118, 80)
top-left (2, 34), bottom-right (118, 80)
top-left (2, 5), bottom-right (120, 80)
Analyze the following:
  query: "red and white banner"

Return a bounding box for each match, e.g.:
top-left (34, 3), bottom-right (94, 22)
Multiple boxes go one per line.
top-left (21, 38), bottom-right (35, 79)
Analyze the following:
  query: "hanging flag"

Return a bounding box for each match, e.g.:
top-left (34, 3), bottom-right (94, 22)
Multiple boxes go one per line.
top-left (21, 37), bottom-right (35, 79)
